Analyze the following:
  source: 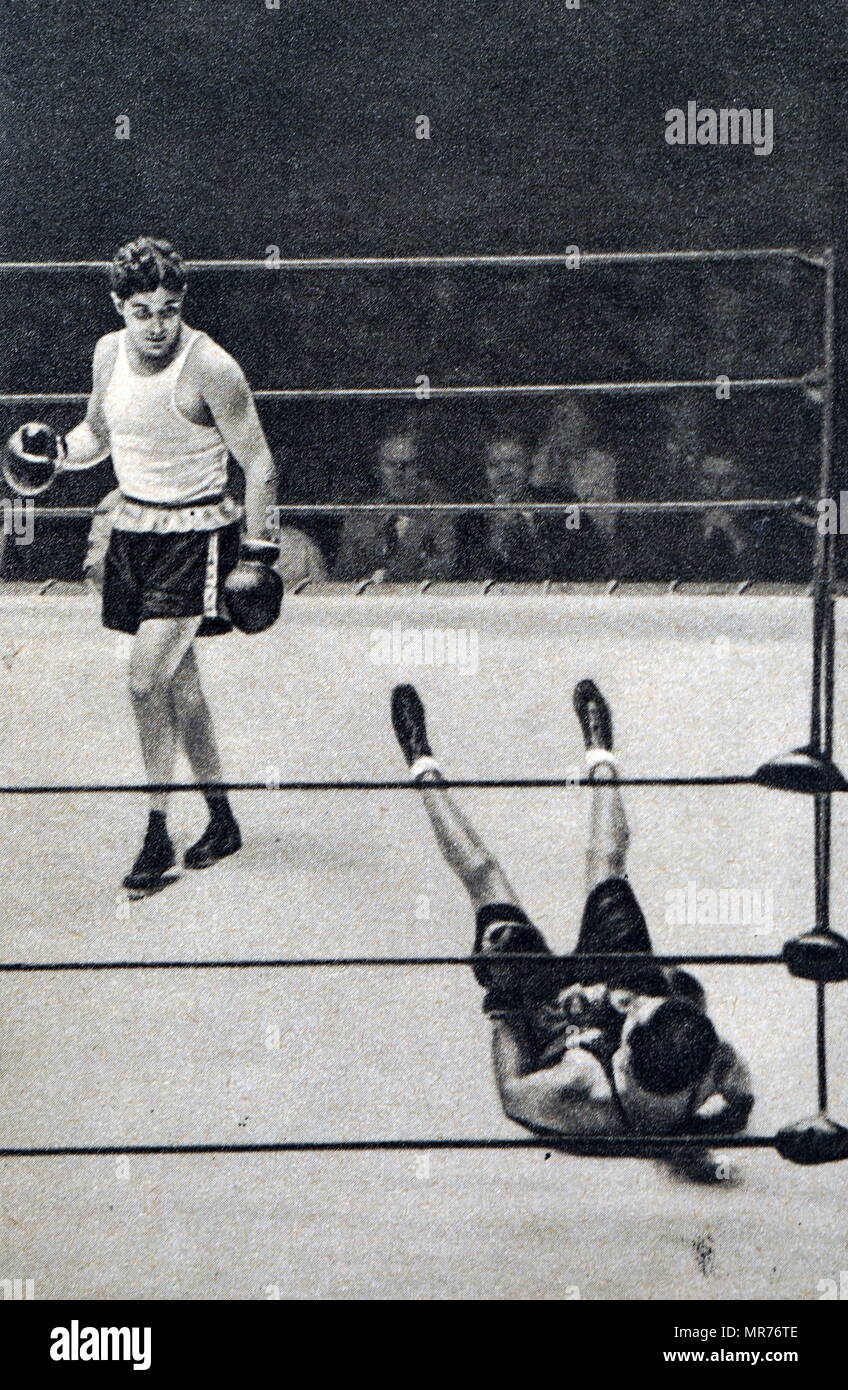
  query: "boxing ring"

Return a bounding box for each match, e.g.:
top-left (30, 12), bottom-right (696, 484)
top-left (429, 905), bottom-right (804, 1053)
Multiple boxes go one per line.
top-left (0, 245), bottom-right (846, 1295)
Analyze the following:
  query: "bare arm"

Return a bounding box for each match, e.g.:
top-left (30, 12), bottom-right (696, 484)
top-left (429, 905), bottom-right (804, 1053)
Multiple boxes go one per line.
top-left (61, 335), bottom-right (116, 470)
top-left (491, 1018), bottom-right (618, 1134)
top-left (491, 1012), bottom-right (539, 1084)
top-left (199, 344), bottom-right (277, 538)
top-left (82, 487), bottom-right (121, 590)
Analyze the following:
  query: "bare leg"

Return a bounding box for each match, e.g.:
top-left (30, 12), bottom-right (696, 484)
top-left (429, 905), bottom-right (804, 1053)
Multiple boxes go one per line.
top-left (417, 771), bottom-right (520, 911)
top-left (169, 641), bottom-right (241, 868)
top-left (391, 684), bottom-right (521, 913)
top-left (170, 645), bottom-right (224, 790)
top-left (585, 756), bottom-right (630, 893)
top-left (391, 686), bottom-right (542, 1108)
top-left (128, 616), bottom-right (202, 814)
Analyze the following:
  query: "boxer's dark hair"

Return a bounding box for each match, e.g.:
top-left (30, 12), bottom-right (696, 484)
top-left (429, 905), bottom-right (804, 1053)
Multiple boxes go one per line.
top-left (627, 998), bottom-right (718, 1095)
top-left (110, 237), bottom-right (187, 301)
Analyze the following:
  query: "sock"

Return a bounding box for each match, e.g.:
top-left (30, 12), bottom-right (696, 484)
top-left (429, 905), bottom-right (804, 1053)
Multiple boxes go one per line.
top-left (585, 747), bottom-right (618, 775)
top-left (204, 789), bottom-right (233, 818)
top-left (147, 809), bottom-right (169, 840)
top-left (410, 755), bottom-right (442, 783)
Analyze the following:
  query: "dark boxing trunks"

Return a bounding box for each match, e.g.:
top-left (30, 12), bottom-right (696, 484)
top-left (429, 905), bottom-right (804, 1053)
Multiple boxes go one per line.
top-left (102, 520), bottom-right (241, 636)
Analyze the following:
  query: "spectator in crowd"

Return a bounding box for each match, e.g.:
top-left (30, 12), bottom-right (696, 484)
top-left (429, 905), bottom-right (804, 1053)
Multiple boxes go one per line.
top-left (676, 451), bottom-right (811, 582)
top-left (467, 434), bottom-right (607, 581)
top-left (611, 404), bottom-right (699, 581)
top-left (333, 430), bottom-right (457, 581)
top-left (660, 400), bottom-right (702, 486)
top-left (271, 525), bottom-right (327, 585)
top-left (530, 397), bottom-right (626, 573)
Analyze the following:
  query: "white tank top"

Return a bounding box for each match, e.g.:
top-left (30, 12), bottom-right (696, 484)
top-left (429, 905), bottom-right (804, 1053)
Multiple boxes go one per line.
top-left (103, 327), bottom-right (231, 510)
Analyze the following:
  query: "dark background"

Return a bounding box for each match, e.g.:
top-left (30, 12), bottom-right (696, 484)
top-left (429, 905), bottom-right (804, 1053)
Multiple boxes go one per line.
top-left (1, 0), bottom-right (845, 575)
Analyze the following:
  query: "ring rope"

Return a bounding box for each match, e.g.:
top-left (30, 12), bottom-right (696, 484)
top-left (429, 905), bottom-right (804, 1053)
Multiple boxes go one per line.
top-left (22, 498), bottom-right (809, 521)
top-left (0, 775), bottom-right (768, 795)
top-left (0, 375), bottom-right (813, 405)
top-left (0, 1135), bottom-right (781, 1159)
top-left (0, 246), bottom-right (827, 272)
top-left (0, 952), bottom-right (783, 974)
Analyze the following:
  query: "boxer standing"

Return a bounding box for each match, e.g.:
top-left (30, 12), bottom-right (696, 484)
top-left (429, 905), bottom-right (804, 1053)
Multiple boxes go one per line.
top-left (5, 237), bottom-right (280, 890)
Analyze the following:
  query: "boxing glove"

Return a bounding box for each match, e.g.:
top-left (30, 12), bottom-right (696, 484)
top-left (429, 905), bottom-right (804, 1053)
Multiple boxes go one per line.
top-left (224, 538), bottom-right (284, 633)
top-left (3, 421), bottom-right (66, 496)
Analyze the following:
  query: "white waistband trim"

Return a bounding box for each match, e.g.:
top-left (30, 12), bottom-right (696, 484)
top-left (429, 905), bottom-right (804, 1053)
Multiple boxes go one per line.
top-left (111, 495), bottom-right (243, 534)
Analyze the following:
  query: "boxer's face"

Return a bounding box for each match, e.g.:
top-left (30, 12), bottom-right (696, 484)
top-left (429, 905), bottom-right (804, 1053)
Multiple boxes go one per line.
top-left (112, 285), bottom-right (185, 362)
